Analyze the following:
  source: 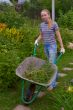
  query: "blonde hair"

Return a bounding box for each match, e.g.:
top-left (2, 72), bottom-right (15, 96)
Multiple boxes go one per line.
top-left (41, 9), bottom-right (50, 15)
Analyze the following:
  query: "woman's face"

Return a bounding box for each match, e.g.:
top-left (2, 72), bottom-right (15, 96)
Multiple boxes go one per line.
top-left (41, 11), bottom-right (50, 22)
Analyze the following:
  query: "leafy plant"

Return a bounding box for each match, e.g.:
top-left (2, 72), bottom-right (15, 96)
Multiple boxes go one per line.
top-left (58, 9), bottom-right (73, 29)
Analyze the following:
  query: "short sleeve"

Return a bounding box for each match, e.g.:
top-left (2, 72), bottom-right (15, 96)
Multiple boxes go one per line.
top-left (54, 22), bottom-right (59, 32)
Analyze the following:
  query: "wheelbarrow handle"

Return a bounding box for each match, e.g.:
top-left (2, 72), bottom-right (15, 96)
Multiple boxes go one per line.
top-left (55, 52), bottom-right (63, 64)
top-left (33, 45), bottom-right (63, 63)
top-left (33, 44), bottom-right (38, 56)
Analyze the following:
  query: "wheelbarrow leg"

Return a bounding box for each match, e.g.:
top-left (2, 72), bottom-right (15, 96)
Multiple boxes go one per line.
top-left (26, 83), bottom-right (36, 101)
top-left (21, 79), bottom-right (43, 104)
top-left (21, 79), bottom-right (25, 103)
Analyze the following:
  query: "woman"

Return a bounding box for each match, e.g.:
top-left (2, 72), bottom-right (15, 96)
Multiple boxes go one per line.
top-left (35, 9), bottom-right (65, 90)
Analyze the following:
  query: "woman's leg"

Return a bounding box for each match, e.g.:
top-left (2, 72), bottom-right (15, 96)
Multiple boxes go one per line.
top-left (44, 46), bottom-right (50, 61)
top-left (49, 44), bottom-right (57, 64)
top-left (47, 44), bottom-right (58, 90)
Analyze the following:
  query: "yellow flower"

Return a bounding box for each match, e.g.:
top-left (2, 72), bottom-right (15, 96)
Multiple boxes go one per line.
top-left (10, 28), bottom-right (17, 35)
top-left (67, 86), bottom-right (73, 92)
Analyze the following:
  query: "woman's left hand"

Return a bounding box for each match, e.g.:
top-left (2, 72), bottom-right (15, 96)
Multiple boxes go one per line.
top-left (60, 48), bottom-right (65, 54)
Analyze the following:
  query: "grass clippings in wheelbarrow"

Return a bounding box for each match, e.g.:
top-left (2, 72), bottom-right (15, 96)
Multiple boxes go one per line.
top-left (22, 62), bottom-right (54, 84)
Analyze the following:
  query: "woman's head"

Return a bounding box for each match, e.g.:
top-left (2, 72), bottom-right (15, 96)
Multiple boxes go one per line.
top-left (41, 9), bottom-right (51, 22)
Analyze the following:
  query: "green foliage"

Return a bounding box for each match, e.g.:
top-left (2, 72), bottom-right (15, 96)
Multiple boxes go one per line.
top-left (0, 4), bottom-right (25, 28)
top-left (0, 0), bottom-right (72, 19)
top-left (0, 34), bottom-right (20, 89)
top-left (23, 0), bottom-right (42, 19)
top-left (23, 0), bottom-right (56, 19)
top-left (58, 10), bottom-right (73, 29)
top-left (0, 51), bottom-right (19, 89)
top-left (0, 22), bottom-right (39, 89)
top-left (60, 0), bottom-right (73, 13)
top-left (60, 28), bottom-right (73, 47)
top-left (56, 27), bottom-right (73, 50)
top-left (23, 0), bottom-right (72, 19)
top-left (50, 87), bottom-right (73, 110)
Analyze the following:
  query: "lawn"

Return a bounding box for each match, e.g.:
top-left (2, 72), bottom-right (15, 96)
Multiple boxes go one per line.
top-left (0, 49), bottom-right (73, 110)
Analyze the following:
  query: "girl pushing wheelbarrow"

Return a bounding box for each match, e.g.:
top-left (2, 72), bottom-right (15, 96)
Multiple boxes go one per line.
top-left (16, 9), bottom-right (65, 104)
top-left (34, 9), bottom-right (65, 90)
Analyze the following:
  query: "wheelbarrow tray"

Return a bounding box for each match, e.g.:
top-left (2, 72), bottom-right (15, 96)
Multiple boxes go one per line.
top-left (16, 56), bottom-right (57, 87)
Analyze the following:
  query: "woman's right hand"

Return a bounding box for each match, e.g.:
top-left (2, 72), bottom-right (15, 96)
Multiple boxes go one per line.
top-left (34, 39), bottom-right (38, 46)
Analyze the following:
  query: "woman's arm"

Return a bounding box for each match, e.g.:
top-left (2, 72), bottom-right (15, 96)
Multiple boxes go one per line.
top-left (34, 33), bottom-right (42, 45)
top-left (56, 30), bottom-right (64, 48)
top-left (56, 30), bottom-right (65, 53)
top-left (37, 33), bottom-right (42, 42)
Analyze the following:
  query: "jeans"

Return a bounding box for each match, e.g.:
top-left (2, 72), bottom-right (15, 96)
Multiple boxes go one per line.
top-left (44, 43), bottom-right (57, 64)
top-left (44, 43), bottom-right (58, 89)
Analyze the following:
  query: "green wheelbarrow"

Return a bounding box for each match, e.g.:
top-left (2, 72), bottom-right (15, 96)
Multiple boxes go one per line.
top-left (16, 45), bottom-right (62, 104)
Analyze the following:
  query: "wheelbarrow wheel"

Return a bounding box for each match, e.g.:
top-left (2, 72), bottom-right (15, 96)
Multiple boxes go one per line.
top-left (26, 84), bottom-right (36, 101)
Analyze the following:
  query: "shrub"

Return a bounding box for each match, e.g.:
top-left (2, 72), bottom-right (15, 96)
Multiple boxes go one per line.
top-left (0, 23), bottom-right (39, 89)
top-left (0, 4), bottom-right (25, 28)
top-left (23, 0), bottom-right (42, 19)
top-left (58, 10), bottom-right (73, 29)
top-left (60, 28), bottom-right (73, 47)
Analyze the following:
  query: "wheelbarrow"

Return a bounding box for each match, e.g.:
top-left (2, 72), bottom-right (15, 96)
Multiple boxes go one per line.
top-left (16, 45), bottom-right (62, 104)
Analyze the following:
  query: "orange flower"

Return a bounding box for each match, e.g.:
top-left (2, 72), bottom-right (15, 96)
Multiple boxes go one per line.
top-left (0, 23), bottom-right (7, 31)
